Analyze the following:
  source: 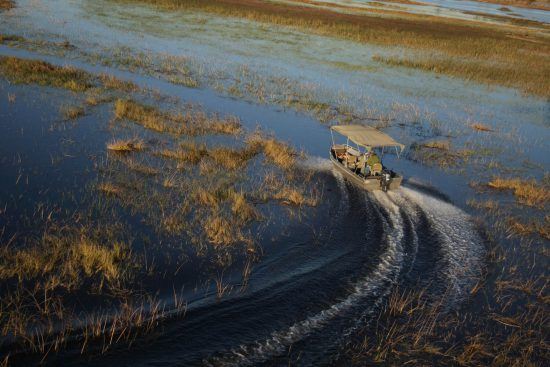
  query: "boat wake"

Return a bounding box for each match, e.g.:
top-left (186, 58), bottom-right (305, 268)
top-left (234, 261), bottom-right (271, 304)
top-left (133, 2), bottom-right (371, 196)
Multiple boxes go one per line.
top-left (204, 165), bottom-right (484, 366)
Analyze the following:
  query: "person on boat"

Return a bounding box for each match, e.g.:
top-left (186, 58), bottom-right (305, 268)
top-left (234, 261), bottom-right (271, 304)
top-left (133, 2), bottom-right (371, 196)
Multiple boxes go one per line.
top-left (366, 151), bottom-right (380, 168)
top-left (358, 154), bottom-right (369, 176)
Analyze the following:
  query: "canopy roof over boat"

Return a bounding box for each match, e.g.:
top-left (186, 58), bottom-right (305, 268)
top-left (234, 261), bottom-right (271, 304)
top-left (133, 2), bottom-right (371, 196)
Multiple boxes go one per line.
top-left (331, 124), bottom-right (405, 151)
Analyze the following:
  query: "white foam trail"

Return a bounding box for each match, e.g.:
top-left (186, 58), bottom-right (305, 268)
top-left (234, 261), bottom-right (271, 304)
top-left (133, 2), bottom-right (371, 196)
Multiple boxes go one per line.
top-left (337, 190), bottom-right (418, 343)
top-left (399, 187), bottom-right (484, 301)
top-left (206, 190), bottom-right (404, 367)
top-left (207, 186), bottom-right (483, 366)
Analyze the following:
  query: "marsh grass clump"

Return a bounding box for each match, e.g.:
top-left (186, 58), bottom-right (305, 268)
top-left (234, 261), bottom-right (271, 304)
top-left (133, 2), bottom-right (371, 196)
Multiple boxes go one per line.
top-left (113, 99), bottom-right (242, 136)
top-left (466, 198), bottom-right (500, 213)
top-left (97, 182), bottom-right (123, 197)
top-left (168, 75), bottom-right (200, 88)
top-left (84, 87), bottom-right (114, 107)
top-left (258, 171), bottom-right (318, 207)
top-left (99, 73), bottom-right (138, 92)
top-left (203, 214), bottom-right (251, 246)
top-left (506, 216), bottom-right (550, 240)
top-left (157, 141), bottom-right (207, 164)
top-left (208, 145), bottom-right (261, 170)
top-left (470, 122), bottom-right (493, 132)
top-left (0, 56), bottom-right (92, 92)
top-left (0, 0), bottom-right (14, 10)
top-left (0, 226), bottom-right (134, 290)
top-left (114, 98), bottom-right (170, 132)
top-left (247, 132), bottom-right (297, 169)
top-left (0, 34), bottom-right (24, 43)
top-left (60, 105), bottom-right (85, 120)
top-left (230, 191), bottom-right (261, 223)
top-left (107, 138), bottom-right (146, 152)
top-left (126, 160), bottom-right (159, 176)
top-left (421, 139), bottom-right (451, 150)
top-left (487, 177), bottom-right (549, 207)
top-left (409, 140), bottom-right (475, 168)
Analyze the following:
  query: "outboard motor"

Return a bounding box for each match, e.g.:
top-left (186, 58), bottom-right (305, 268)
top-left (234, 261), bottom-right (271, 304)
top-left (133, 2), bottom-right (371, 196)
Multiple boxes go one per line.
top-left (380, 171), bottom-right (392, 192)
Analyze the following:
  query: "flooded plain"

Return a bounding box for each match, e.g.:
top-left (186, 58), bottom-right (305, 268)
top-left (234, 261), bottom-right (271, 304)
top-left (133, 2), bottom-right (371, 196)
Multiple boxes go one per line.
top-left (0, 0), bottom-right (548, 366)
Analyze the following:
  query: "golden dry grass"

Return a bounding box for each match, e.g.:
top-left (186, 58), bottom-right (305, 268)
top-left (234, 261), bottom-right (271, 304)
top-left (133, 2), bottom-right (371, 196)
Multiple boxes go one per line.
top-left (126, 160), bottom-right (159, 175)
top-left (99, 73), bottom-right (138, 92)
top-left (0, 56), bottom-right (92, 92)
top-left (272, 186), bottom-right (317, 206)
top-left (0, 34), bottom-right (24, 43)
top-left (0, 227), bottom-right (132, 289)
top-left (107, 138), bottom-right (146, 152)
top-left (231, 191), bottom-right (260, 223)
top-left (168, 75), bottom-right (200, 88)
top-left (202, 213), bottom-right (253, 246)
top-left (194, 187), bottom-right (221, 208)
top-left (470, 122), bottom-right (493, 132)
top-left (114, 99), bottom-right (242, 136)
top-left (422, 140), bottom-right (451, 150)
top-left (487, 177), bottom-right (549, 207)
top-left (97, 182), bottom-right (123, 197)
top-left (156, 141), bottom-right (207, 164)
top-left (0, 0), bottom-right (14, 10)
top-left (506, 216), bottom-right (550, 240)
top-left (208, 145), bottom-right (260, 170)
top-left (114, 98), bottom-right (171, 132)
top-left (247, 132), bottom-right (297, 169)
top-left (60, 105), bottom-right (85, 120)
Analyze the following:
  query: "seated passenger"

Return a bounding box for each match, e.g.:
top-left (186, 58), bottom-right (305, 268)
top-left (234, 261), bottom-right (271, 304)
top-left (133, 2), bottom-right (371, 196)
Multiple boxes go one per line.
top-left (366, 152), bottom-right (380, 168)
top-left (358, 154), bottom-right (369, 176)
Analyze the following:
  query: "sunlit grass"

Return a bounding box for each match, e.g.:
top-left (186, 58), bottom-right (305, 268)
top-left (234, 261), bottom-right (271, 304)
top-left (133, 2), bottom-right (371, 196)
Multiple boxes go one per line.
top-left (107, 138), bottom-right (146, 152)
top-left (97, 182), bottom-right (123, 197)
top-left (114, 98), bottom-right (242, 135)
top-left (0, 0), bottom-right (14, 10)
top-left (487, 177), bottom-right (549, 207)
top-left (99, 73), bottom-right (138, 92)
top-left (0, 56), bottom-right (92, 92)
top-left (470, 122), bottom-right (493, 132)
top-left (0, 226), bottom-right (133, 289)
top-left (60, 105), bottom-right (86, 120)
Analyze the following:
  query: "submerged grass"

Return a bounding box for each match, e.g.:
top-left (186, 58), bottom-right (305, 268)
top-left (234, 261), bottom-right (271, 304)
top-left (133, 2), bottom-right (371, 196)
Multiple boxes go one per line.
top-left (487, 177), bottom-right (549, 207)
top-left (107, 138), bottom-right (146, 152)
top-left (114, 99), bottom-right (242, 136)
top-left (60, 105), bottom-right (86, 120)
top-left (0, 226), bottom-right (134, 291)
top-left (122, 0), bottom-right (550, 97)
top-left (0, 57), bottom-right (145, 97)
top-left (0, 0), bottom-right (14, 10)
top-left (470, 122), bottom-right (493, 132)
top-left (409, 140), bottom-right (474, 168)
top-left (506, 215), bottom-right (550, 240)
top-left (0, 56), bottom-right (92, 92)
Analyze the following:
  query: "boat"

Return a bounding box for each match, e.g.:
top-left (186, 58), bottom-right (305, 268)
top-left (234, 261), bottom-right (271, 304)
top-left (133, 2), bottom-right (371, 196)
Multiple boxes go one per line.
top-left (329, 125), bottom-right (404, 192)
